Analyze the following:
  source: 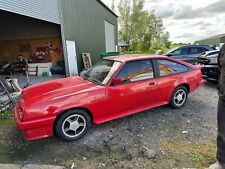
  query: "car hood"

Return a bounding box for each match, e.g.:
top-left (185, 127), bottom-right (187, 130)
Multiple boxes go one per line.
top-left (22, 76), bottom-right (99, 107)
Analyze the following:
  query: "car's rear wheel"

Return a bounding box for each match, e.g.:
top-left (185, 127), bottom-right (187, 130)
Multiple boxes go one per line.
top-left (170, 86), bottom-right (188, 109)
top-left (55, 109), bottom-right (92, 141)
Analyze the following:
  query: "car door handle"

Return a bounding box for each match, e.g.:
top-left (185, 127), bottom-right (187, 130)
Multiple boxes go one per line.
top-left (149, 82), bottom-right (156, 85)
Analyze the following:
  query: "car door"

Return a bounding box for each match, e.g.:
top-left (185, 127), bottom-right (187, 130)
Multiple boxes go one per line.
top-left (106, 59), bottom-right (160, 119)
top-left (153, 59), bottom-right (190, 103)
top-left (185, 47), bottom-right (208, 64)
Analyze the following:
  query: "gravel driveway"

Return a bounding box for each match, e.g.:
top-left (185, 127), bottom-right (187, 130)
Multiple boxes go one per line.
top-left (0, 81), bottom-right (218, 169)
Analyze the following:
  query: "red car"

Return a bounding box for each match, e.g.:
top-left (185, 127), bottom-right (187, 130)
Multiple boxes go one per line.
top-left (14, 55), bottom-right (203, 141)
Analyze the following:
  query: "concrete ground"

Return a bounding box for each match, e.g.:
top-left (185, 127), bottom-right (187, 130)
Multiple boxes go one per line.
top-left (0, 164), bottom-right (64, 169)
top-left (0, 74), bottom-right (63, 88)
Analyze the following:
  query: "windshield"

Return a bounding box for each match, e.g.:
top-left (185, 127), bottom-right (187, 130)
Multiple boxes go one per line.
top-left (83, 59), bottom-right (122, 85)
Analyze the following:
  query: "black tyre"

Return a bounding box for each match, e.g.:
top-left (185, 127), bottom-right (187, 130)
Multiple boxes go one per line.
top-left (55, 109), bottom-right (92, 141)
top-left (170, 86), bottom-right (188, 109)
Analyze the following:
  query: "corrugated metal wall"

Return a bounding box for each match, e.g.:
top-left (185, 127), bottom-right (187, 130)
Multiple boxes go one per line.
top-left (220, 37), bottom-right (225, 43)
top-left (60, 0), bottom-right (118, 72)
top-left (0, 0), bottom-right (60, 24)
top-left (0, 10), bottom-right (61, 41)
top-left (195, 38), bottom-right (221, 46)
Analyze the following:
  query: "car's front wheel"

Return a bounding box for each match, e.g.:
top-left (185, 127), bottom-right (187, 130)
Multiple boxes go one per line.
top-left (170, 86), bottom-right (188, 109)
top-left (55, 109), bottom-right (92, 141)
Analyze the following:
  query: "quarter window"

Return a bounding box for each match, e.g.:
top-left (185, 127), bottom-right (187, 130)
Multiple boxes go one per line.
top-left (116, 60), bottom-right (154, 83)
top-left (157, 59), bottom-right (189, 77)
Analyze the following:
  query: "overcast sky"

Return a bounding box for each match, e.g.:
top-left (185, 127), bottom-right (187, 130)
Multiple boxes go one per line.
top-left (102, 0), bottom-right (225, 43)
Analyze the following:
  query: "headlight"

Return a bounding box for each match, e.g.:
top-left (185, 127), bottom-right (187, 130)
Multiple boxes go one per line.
top-left (209, 57), bottom-right (218, 64)
top-left (16, 100), bottom-right (24, 121)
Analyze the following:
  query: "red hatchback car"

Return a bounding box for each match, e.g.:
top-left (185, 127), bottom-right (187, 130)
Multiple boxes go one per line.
top-left (14, 55), bottom-right (203, 141)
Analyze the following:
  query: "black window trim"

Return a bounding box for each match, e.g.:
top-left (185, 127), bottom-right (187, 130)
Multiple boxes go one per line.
top-left (112, 59), bottom-right (156, 86)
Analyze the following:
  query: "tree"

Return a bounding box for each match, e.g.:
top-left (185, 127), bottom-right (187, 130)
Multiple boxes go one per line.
top-left (117, 0), bottom-right (170, 52)
top-left (160, 32), bottom-right (171, 49)
top-left (111, 0), bottom-right (115, 12)
top-left (117, 0), bottom-right (132, 43)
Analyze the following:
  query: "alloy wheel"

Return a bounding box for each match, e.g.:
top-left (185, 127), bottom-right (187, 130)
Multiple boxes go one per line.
top-left (62, 114), bottom-right (86, 138)
top-left (173, 89), bottom-right (187, 107)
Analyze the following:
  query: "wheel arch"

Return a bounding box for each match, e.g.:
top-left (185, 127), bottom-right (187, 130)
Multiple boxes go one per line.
top-left (53, 107), bottom-right (94, 134)
top-left (168, 83), bottom-right (190, 101)
top-left (178, 83), bottom-right (190, 93)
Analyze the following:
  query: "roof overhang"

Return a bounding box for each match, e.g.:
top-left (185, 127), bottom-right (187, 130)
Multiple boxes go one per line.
top-left (96, 0), bottom-right (118, 18)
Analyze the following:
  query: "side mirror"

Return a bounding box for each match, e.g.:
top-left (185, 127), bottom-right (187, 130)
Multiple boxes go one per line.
top-left (111, 78), bottom-right (122, 86)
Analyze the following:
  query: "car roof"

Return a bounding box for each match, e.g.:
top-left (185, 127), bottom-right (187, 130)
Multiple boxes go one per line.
top-left (165, 45), bottom-right (214, 55)
top-left (181, 45), bottom-right (212, 48)
top-left (105, 54), bottom-right (167, 63)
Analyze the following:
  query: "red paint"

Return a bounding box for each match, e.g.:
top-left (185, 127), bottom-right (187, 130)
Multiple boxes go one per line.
top-left (14, 55), bottom-right (203, 141)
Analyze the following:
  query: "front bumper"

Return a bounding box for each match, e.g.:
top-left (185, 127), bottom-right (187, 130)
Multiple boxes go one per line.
top-left (200, 65), bottom-right (220, 80)
top-left (14, 105), bottom-right (56, 141)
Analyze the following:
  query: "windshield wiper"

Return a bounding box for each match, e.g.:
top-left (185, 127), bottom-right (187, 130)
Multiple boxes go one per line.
top-left (87, 77), bottom-right (102, 85)
top-left (81, 74), bottom-right (89, 80)
top-left (81, 74), bottom-right (102, 85)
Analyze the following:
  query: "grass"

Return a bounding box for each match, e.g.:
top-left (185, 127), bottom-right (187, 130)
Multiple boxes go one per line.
top-left (0, 119), bottom-right (15, 126)
top-left (0, 108), bottom-right (14, 126)
top-left (0, 109), bottom-right (13, 119)
top-left (160, 139), bottom-right (216, 169)
top-left (188, 143), bottom-right (216, 168)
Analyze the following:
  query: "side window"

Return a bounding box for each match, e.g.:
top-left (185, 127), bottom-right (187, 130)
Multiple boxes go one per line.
top-left (189, 47), bottom-right (198, 54)
top-left (157, 59), bottom-right (189, 77)
top-left (170, 48), bottom-right (189, 56)
top-left (189, 47), bottom-right (208, 54)
top-left (180, 48), bottom-right (189, 55)
top-left (116, 60), bottom-right (154, 83)
top-left (170, 48), bottom-right (181, 56)
top-left (198, 47), bottom-right (208, 53)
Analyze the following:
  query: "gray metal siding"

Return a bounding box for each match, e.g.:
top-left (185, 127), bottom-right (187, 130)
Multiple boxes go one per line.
top-left (105, 20), bottom-right (116, 52)
top-left (60, 0), bottom-right (118, 72)
top-left (195, 38), bottom-right (220, 46)
top-left (220, 37), bottom-right (225, 43)
top-left (0, 10), bottom-right (61, 41)
top-left (0, 0), bottom-right (60, 24)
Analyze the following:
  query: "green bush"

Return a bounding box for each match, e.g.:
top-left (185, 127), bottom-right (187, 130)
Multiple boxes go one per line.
top-left (0, 109), bottom-right (13, 119)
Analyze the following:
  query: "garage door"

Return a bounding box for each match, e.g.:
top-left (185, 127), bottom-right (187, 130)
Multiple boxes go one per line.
top-left (105, 20), bottom-right (116, 53)
top-left (0, 0), bottom-right (60, 24)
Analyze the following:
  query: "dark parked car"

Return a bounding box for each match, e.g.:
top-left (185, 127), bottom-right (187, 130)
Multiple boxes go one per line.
top-left (165, 45), bottom-right (216, 64)
top-left (197, 50), bottom-right (220, 81)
